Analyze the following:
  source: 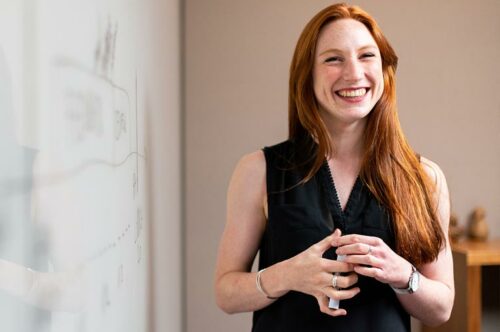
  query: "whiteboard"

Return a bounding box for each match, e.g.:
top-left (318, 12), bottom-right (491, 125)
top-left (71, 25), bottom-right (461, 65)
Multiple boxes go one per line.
top-left (0, 0), bottom-right (153, 331)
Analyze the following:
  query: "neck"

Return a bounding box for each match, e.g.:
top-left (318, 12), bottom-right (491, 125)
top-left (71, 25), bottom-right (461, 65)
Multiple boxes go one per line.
top-left (325, 118), bottom-right (366, 162)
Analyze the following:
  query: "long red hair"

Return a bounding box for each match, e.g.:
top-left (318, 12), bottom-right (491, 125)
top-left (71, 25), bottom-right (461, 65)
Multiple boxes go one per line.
top-left (289, 3), bottom-right (444, 266)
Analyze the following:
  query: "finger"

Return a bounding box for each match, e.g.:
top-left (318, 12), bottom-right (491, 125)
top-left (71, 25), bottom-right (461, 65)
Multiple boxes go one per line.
top-left (313, 229), bottom-right (342, 253)
top-left (316, 295), bottom-right (347, 317)
top-left (336, 242), bottom-right (373, 256)
top-left (353, 265), bottom-right (383, 280)
top-left (334, 272), bottom-right (359, 289)
top-left (343, 254), bottom-right (381, 268)
top-left (323, 286), bottom-right (360, 301)
top-left (331, 233), bottom-right (381, 248)
top-left (320, 259), bottom-right (354, 274)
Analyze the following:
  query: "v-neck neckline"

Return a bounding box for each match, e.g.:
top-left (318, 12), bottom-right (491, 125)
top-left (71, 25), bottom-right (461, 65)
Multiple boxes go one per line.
top-left (320, 160), bottom-right (362, 230)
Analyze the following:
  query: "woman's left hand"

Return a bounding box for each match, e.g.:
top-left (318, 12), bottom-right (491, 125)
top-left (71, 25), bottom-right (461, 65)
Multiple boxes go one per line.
top-left (331, 234), bottom-right (413, 289)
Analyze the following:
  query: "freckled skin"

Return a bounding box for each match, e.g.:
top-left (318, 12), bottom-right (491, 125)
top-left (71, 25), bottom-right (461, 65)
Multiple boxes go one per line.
top-left (313, 19), bottom-right (384, 126)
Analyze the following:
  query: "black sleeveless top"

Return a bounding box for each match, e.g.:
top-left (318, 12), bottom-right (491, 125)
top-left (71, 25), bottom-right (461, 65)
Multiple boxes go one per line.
top-left (252, 140), bottom-right (410, 332)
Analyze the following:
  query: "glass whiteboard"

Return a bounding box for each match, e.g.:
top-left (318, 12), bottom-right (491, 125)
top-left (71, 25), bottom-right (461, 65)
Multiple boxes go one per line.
top-left (0, 0), bottom-right (150, 330)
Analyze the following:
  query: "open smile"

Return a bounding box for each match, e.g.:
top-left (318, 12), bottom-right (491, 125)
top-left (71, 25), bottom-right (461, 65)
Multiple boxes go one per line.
top-left (334, 87), bottom-right (370, 103)
top-left (335, 87), bottom-right (369, 97)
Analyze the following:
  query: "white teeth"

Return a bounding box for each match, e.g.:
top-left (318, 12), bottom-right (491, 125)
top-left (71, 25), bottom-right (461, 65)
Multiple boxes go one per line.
top-left (338, 88), bottom-right (367, 97)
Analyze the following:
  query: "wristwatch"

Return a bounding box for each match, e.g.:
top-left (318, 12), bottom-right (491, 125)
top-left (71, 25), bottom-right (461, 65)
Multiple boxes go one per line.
top-left (391, 264), bottom-right (420, 294)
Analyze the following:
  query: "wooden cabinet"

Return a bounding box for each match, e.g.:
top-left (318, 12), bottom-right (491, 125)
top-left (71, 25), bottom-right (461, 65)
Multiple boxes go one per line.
top-left (423, 239), bottom-right (500, 332)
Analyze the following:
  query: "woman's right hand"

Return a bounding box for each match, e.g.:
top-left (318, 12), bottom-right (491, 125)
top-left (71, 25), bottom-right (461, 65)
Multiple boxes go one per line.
top-left (284, 228), bottom-right (360, 316)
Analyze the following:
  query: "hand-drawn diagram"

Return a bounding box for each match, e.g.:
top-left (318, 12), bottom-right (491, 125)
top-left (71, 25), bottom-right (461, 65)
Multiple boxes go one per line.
top-left (0, 2), bottom-right (149, 331)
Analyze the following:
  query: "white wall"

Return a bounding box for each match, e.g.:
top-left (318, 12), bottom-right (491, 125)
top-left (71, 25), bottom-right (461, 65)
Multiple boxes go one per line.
top-left (145, 0), bottom-right (182, 331)
top-left (185, 1), bottom-right (500, 331)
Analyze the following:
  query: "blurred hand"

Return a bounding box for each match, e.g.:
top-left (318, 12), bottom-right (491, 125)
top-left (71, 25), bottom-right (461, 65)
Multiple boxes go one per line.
top-left (285, 229), bottom-right (360, 316)
top-left (332, 234), bottom-right (413, 289)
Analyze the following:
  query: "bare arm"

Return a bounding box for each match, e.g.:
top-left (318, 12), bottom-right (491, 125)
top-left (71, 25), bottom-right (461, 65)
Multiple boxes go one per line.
top-left (214, 151), bottom-right (274, 313)
top-left (396, 157), bottom-right (454, 326)
top-left (333, 157), bottom-right (454, 326)
top-left (214, 151), bottom-right (359, 316)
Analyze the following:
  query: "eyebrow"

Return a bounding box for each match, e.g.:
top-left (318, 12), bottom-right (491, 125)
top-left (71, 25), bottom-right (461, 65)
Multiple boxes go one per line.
top-left (318, 45), bottom-right (378, 56)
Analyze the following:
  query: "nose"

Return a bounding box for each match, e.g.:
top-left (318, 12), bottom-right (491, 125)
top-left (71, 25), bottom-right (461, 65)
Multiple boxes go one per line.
top-left (342, 58), bottom-right (363, 82)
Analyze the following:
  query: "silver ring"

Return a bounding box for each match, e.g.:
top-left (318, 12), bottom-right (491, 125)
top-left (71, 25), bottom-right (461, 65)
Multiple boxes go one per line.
top-left (367, 245), bottom-right (372, 255)
top-left (332, 274), bottom-right (338, 288)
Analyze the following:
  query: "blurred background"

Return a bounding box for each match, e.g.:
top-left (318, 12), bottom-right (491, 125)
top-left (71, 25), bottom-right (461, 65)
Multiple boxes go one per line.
top-left (1, 0), bottom-right (499, 331)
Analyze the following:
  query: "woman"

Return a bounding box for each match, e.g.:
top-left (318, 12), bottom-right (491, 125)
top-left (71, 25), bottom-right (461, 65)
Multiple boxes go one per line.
top-left (215, 3), bottom-right (454, 331)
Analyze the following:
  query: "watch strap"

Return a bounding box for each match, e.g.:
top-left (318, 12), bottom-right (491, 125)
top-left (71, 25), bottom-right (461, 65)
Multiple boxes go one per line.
top-left (391, 264), bottom-right (419, 294)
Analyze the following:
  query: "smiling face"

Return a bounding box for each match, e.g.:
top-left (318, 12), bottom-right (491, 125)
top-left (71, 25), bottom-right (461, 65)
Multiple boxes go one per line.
top-left (313, 18), bottom-right (384, 127)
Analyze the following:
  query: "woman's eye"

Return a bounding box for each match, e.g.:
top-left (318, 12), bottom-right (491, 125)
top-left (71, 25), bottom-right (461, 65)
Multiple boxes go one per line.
top-left (325, 56), bottom-right (342, 63)
top-left (360, 52), bottom-right (375, 59)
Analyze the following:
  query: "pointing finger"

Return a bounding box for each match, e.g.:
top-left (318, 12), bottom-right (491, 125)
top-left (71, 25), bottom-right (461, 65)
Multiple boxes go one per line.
top-left (313, 229), bottom-right (342, 253)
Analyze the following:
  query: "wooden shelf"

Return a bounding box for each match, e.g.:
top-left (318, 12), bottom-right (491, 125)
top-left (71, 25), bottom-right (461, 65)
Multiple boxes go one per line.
top-left (452, 239), bottom-right (500, 266)
top-left (423, 238), bottom-right (500, 332)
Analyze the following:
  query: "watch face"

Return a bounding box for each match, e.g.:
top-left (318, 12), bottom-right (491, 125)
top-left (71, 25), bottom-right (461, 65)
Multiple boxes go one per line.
top-left (410, 271), bottom-right (419, 292)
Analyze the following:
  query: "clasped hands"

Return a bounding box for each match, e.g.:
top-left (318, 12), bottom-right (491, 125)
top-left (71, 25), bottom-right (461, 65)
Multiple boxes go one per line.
top-left (285, 229), bottom-right (412, 317)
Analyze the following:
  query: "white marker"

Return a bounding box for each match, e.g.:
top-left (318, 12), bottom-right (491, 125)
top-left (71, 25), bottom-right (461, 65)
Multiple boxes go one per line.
top-left (328, 254), bottom-right (346, 309)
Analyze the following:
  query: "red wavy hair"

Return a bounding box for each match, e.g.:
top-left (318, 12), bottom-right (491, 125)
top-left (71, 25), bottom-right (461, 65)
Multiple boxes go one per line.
top-left (289, 3), bottom-right (445, 265)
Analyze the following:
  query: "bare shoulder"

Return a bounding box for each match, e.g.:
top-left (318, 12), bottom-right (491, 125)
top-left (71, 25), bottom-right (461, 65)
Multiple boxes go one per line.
top-left (419, 156), bottom-right (446, 187)
top-left (420, 157), bottom-right (444, 185)
top-left (227, 150), bottom-right (267, 213)
top-left (419, 156), bottom-right (450, 227)
top-left (234, 150), bottom-right (266, 178)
